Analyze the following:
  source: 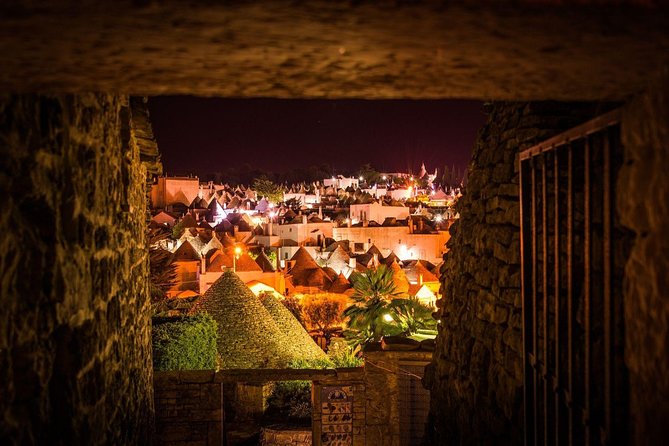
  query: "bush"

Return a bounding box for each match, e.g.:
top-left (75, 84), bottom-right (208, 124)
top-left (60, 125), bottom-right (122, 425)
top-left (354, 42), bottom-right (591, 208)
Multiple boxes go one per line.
top-left (152, 314), bottom-right (218, 371)
top-left (301, 293), bottom-right (347, 332)
top-left (327, 338), bottom-right (364, 368)
top-left (266, 381), bottom-right (312, 419)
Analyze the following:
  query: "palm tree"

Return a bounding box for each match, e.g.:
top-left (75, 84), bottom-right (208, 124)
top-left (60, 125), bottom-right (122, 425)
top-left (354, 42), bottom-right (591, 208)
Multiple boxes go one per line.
top-left (388, 298), bottom-right (437, 335)
top-left (343, 265), bottom-right (404, 347)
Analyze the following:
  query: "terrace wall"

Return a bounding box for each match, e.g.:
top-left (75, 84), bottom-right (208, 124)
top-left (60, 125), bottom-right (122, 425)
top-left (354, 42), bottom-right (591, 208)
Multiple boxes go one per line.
top-left (154, 371), bottom-right (224, 446)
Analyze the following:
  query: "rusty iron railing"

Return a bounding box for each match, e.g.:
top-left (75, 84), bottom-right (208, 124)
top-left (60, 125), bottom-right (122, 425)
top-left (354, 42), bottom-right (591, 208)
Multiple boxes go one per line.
top-left (519, 109), bottom-right (628, 445)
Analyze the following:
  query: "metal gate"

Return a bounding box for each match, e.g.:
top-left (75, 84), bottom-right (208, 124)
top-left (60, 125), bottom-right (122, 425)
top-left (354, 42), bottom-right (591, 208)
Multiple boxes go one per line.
top-left (519, 109), bottom-right (629, 445)
top-left (398, 361), bottom-right (431, 446)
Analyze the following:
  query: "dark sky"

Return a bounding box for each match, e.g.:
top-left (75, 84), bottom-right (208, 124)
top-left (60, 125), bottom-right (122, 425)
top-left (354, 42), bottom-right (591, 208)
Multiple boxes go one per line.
top-left (148, 97), bottom-right (486, 178)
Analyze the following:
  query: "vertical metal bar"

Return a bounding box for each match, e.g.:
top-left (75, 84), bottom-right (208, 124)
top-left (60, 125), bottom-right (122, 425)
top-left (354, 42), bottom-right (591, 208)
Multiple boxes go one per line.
top-left (584, 136), bottom-right (592, 445)
top-left (554, 148), bottom-right (561, 446)
top-left (542, 155), bottom-right (550, 446)
top-left (603, 129), bottom-right (613, 445)
top-left (567, 144), bottom-right (575, 446)
top-left (532, 160), bottom-right (540, 446)
top-left (521, 157), bottom-right (535, 446)
top-left (518, 159), bottom-right (534, 445)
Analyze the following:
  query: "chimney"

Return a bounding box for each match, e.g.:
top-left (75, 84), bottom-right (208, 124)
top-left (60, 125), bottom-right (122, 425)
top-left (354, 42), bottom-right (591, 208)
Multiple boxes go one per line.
top-left (302, 214), bottom-right (307, 225)
top-left (419, 273), bottom-right (423, 286)
top-left (201, 255), bottom-right (206, 274)
top-left (349, 258), bottom-right (357, 269)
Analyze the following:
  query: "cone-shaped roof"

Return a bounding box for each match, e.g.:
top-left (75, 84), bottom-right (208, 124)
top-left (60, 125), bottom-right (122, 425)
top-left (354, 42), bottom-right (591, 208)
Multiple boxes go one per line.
top-left (207, 249), bottom-right (233, 272)
top-left (328, 245), bottom-right (351, 265)
top-left (202, 233), bottom-right (223, 254)
top-left (412, 261), bottom-right (439, 283)
top-left (219, 233), bottom-right (236, 248)
top-left (389, 261), bottom-right (410, 295)
top-left (290, 247), bottom-right (332, 288)
top-left (222, 248), bottom-right (262, 272)
top-left (258, 294), bottom-right (328, 361)
top-left (329, 273), bottom-right (352, 294)
top-left (255, 251), bottom-right (276, 272)
top-left (191, 271), bottom-right (297, 368)
top-left (173, 240), bottom-right (200, 262)
top-left (383, 251), bottom-right (401, 266)
top-left (180, 213), bottom-right (198, 228)
top-left (366, 244), bottom-right (383, 257)
top-left (322, 266), bottom-right (338, 281)
top-left (213, 219), bottom-right (233, 233)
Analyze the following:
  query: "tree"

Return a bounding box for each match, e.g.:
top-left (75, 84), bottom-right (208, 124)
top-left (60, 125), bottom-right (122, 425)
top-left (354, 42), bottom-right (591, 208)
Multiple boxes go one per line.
top-left (171, 220), bottom-right (186, 239)
top-left (302, 293), bottom-right (347, 333)
top-left (342, 265), bottom-right (438, 347)
top-left (253, 176), bottom-right (283, 204)
top-left (279, 295), bottom-right (306, 328)
top-left (387, 298), bottom-right (437, 335)
top-left (342, 265), bottom-right (404, 348)
top-left (357, 163), bottom-right (381, 185)
top-left (148, 227), bottom-right (177, 308)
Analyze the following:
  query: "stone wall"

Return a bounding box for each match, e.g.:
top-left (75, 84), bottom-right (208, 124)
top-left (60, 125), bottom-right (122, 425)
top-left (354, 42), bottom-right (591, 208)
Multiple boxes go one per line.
top-left (261, 427), bottom-right (312, 446)
top-left (426, 102), bottom-right (609, 445)
top-left (0, 94), bottom-right (153, 444)
top-left (363, 348), bottom-right (433, 446)
top-left (0, 2), bottom-right (668, 100)
top-left (312, 368), bottom-right (366, 446)
top-left (619, 73), bottom-right (669, 445)
top-left (154, 371), bottom-right (224, 446)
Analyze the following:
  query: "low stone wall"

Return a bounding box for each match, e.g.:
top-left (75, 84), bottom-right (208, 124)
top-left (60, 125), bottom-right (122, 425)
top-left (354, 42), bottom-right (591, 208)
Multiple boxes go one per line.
top-left (312, 368), bottom-right (366, 446)
top-left (261, 426), bottom-right (312, 446)
top-left (154, 371), bottom-right (223, 446)
top-left (155, 359), bottom-right (435, 446)
top-left (364, 348), bottom-right (433, 446)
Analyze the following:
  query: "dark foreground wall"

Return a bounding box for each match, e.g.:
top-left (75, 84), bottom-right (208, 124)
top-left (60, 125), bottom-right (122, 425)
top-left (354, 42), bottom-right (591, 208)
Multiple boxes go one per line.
top-left (619, 74), bottom-right (669, 445)
top-left (426, 102), bottom-right (608, 445)
top-left (0, 94), bottom-right (153, 444)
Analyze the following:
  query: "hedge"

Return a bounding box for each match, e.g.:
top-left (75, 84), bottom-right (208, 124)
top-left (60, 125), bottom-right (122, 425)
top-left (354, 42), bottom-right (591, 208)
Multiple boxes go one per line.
top-left (152, 314), bottom-right (218, 371)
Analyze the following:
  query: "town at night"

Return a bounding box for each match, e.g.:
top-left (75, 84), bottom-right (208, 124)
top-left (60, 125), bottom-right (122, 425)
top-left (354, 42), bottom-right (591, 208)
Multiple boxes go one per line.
top-left (1, 2), bottom-right (668, 445)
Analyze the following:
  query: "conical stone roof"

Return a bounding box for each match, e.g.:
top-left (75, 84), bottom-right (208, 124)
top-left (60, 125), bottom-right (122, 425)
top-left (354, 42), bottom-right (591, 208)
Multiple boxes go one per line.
top-left (329, 273), bottom-right (352, 294)
top-left (191, 271), bottom-right (297, 368)
top-left (290, 247), bottom-right (332, 288)
top-left (258, 294), bottom-right (328, 362)
top-left (255, 251), bottom-right (276, 272)
top-left (173, 240), bottom-right (200, 261)
top-left (389, 261), bottom-right (410, 295)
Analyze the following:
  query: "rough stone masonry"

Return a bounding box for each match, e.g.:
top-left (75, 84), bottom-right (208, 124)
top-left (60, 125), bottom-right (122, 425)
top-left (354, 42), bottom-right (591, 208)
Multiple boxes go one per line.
top-left (0, 94), bottom-right (153, 444)
top-left (426, 101), bottom-right (613, 445)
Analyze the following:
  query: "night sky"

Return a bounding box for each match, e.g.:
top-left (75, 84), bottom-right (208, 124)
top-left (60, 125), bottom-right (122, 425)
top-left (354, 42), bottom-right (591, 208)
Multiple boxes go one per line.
top-left (148, 97), bottom-right (486, 178)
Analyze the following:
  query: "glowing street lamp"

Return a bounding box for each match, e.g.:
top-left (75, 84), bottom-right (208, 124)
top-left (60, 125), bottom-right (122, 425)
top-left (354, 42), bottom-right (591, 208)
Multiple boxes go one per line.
top-left (233, 246), bottom-right (242, 272)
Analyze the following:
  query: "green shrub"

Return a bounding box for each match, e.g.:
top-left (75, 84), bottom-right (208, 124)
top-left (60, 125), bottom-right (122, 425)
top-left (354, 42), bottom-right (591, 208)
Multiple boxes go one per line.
top-left (152, 314), bottom-right (218, 371)
top-left (327, 338), bottom-right (364, 368)
top-left (266, 381), bottom-right (312, 419)
top-left (287, 357), bottom-right (334, 369)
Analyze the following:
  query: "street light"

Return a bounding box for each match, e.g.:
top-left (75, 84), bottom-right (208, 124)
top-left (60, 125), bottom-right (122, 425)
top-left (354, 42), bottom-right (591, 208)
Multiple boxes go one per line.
top-left (233, 246), bottom-right (242, 272)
